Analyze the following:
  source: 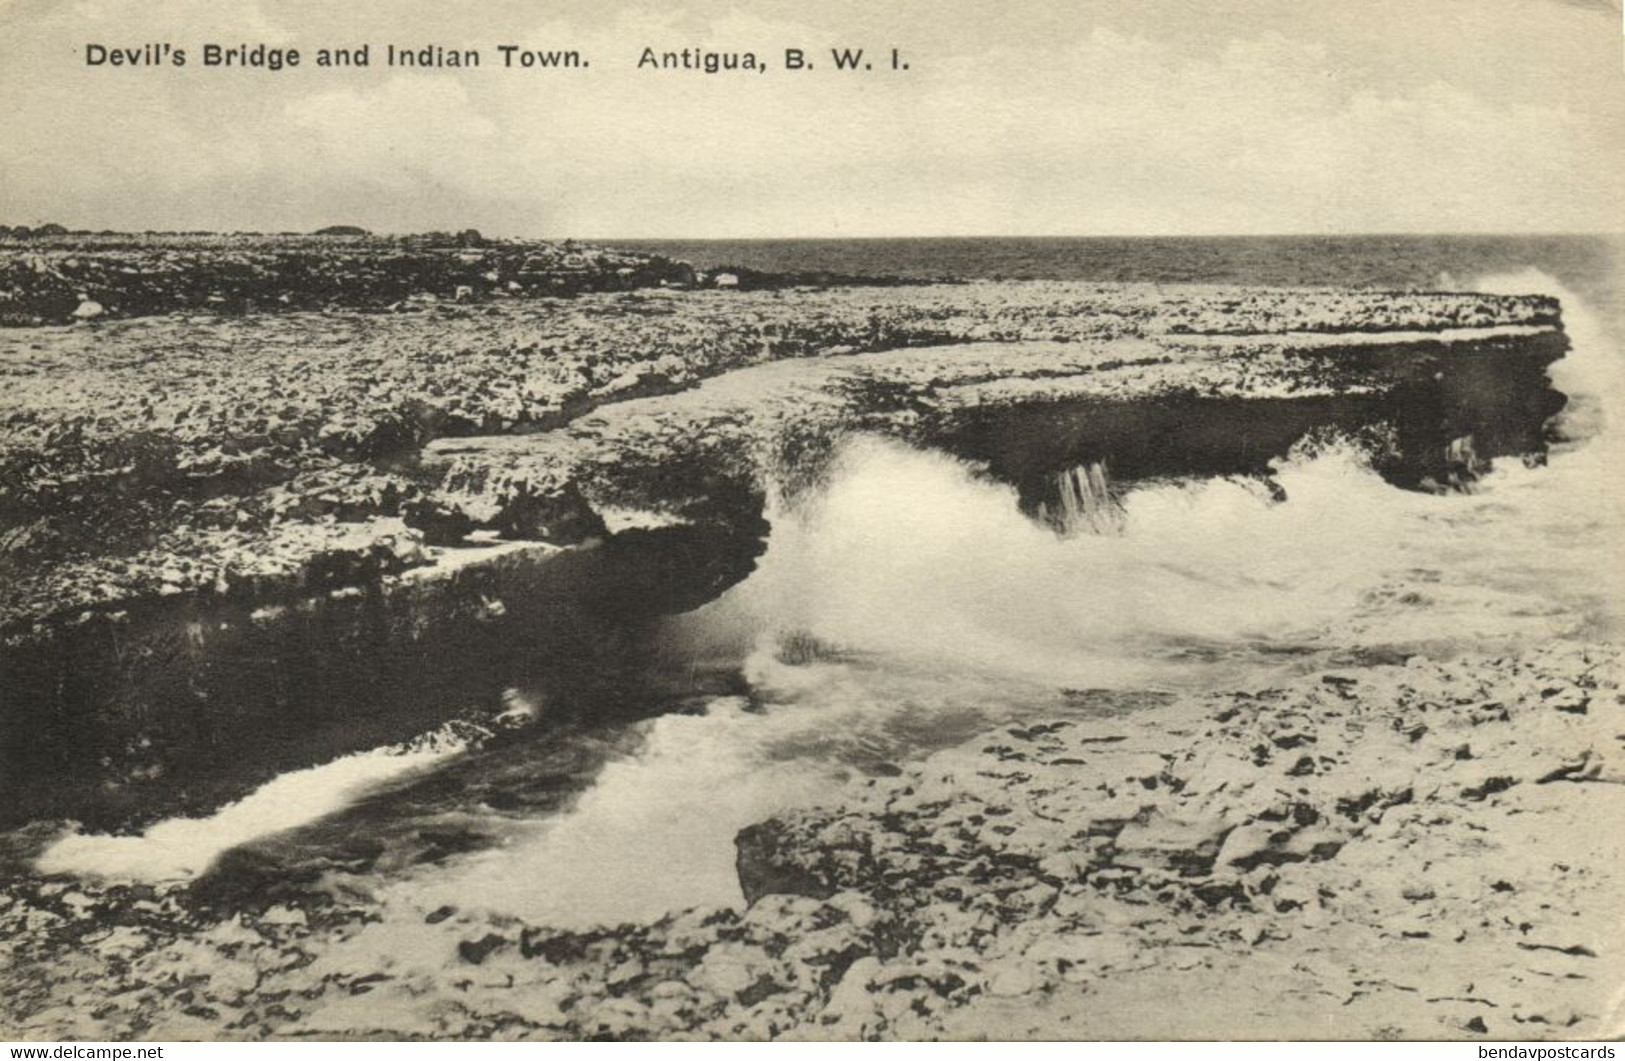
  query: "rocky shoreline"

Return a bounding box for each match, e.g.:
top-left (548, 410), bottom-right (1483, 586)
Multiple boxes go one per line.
top-left (2, 276), bottom-right (1560, 641)
top-left (1, 233), bottom-right (1610, 1042)
top-left (0, 246), bottom-right (1569, 825)
top-left (2, 642), bottom-right (1617, 1040)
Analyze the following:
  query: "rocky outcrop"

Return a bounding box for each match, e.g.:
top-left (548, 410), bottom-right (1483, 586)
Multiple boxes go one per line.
top-left (2, 643), bottom-right (1616, 1040)
top-left (0, 286), bottom-right (1562, 641)
top-left (0, 282), bottom-right (1562, 614)
top-left (0, 273), bottom-right (1568, 827)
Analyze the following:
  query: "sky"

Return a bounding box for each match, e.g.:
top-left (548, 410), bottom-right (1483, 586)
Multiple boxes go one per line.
top-left (1, 0), bottom-right (1622, 237)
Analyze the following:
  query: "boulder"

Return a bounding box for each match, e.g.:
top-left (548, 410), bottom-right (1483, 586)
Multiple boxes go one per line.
top-left (489, 481), bottom-right (607, 544)
top-left (735, 821), bottom-right (840, 903)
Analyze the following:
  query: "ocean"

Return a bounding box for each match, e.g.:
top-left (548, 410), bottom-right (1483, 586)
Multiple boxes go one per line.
top-left (606, 233), bottom-right (1620, 305)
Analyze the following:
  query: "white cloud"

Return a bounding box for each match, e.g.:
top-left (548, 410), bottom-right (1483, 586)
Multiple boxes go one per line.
top-left (284, 77), bottom-right (504, 195)
top-left (0, 0), bottom-right (1618, 235)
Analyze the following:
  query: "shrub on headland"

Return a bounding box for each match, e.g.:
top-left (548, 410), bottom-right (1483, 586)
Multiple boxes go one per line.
top-left (0, 222), bottom-right (70, 239)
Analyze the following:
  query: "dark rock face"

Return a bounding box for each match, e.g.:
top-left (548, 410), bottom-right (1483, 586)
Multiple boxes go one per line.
top-left (945, 334), bottom-right (1570, 514)
top-left (0, 516), bottom-right (767, 829)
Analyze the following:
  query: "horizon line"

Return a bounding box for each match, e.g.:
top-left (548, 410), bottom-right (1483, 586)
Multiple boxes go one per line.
top-left (591, 231), bottom-right (1625, 241)
top-left (5, 226), bottom-right (1623, 241)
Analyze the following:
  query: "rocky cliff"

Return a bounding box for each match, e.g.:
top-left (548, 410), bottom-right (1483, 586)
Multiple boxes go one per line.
top-left (0, 257), bottom-right (1569, 826)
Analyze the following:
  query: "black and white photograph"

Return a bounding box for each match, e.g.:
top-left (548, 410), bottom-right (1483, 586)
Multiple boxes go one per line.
top-left (1, 0), bottom-right (1622, 1045)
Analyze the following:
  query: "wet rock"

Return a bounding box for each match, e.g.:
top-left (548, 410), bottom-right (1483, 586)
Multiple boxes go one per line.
top-left (459, 933), bottom-right (510, 965)
top-left (736, 821), bottom-right (841, 903)
top-left (402, 496), bottom-right (479, 545)
top-left (1111, 809), bottom-right (1234, 875)
top-left (1456, 771), bottom-right (1519, 802)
